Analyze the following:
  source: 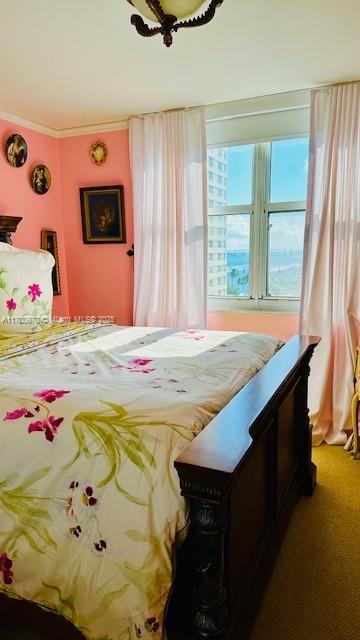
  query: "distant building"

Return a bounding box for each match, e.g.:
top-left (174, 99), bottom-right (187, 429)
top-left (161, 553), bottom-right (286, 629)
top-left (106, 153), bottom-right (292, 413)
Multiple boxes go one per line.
top-left (207, 148), bottom-right (228, 295)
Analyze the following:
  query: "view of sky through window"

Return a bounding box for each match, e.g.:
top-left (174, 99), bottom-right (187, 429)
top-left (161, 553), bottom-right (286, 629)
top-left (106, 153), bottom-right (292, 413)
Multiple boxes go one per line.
top-left (270, 138), bottom-right (309, 202)
top-left (226, 145), bottom-right (253, 205)
top-left (207, 138), bottom-right (309, 298)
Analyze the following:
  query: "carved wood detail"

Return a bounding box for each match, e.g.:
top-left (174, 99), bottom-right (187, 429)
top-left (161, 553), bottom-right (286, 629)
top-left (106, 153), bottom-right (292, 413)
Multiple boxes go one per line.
top-left (177, 0), bottom-right (223, 30)
top-left (129, 0), bottom-right (224, 47)
top-left (145, 0), bottom-right (167, 22)
top-left (175, 469), bottom-right (230, 639)
top-left (295, 349), bottom-right (317, 496)
top-left (0, 215), bottom-right (22, 244)
top-left (187, 498), bottom-right (228, 638)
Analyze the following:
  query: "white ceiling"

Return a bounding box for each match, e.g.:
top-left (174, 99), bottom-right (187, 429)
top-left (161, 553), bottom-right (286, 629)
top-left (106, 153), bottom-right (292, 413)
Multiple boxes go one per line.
top-left (1, 0), bottom-right (360, 131)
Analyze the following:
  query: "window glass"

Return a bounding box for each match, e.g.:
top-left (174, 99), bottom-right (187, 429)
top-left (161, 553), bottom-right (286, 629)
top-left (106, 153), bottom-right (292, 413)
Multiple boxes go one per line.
top-left (208, 214), bottom-right (250, 296)
top-left (207, 145), bottom-right (253, 206)
top-left (267, 211), bottom-right (305, 297)
top-left (270, 138), bottom-right (309, 202)
top-left (207, 138), bottom-right (308, 304)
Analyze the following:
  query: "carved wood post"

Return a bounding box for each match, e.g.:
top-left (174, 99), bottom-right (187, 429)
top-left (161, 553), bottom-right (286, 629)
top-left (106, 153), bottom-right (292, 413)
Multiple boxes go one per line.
top-left (188, 498), bottom-right (228, 638)
top-left (173, 471), bottom-right (230, 640)
top-left (296, 353), bottom-right (317, 496)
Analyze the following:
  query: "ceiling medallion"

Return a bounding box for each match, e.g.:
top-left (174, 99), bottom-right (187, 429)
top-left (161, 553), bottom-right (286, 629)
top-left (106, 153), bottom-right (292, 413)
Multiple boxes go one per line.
top-left (127, 1), bottom-right (223, 47)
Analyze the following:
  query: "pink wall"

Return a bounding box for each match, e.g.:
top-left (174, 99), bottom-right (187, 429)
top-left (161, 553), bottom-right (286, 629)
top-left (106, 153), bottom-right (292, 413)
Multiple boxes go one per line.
top-left (0, 116), bottom-right (298, 338)
top-left (0, 119), bottom-right (69, 316)
top-left (208, 311), bottom-right (299, 341)
top-left (57, 125), bottom-right (296, 336)
top-left (59, 130), bottom-right (133, 325)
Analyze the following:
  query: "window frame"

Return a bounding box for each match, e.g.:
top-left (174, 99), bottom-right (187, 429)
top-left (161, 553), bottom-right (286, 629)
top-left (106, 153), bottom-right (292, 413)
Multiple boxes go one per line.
top-left (207, 135), bottom-right (308, 314)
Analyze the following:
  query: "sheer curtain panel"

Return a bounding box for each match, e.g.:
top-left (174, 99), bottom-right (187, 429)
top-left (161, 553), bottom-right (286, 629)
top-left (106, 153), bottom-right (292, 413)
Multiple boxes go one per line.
top-left (300, 83), bottom-right (360, 444)
top-left (130, 108), bottom-right (207, 329)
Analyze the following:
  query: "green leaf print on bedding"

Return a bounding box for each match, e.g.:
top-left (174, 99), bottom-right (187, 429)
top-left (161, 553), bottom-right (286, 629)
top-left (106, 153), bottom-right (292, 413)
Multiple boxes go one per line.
top-left (121, 526), bottom-right (172, 613)
top-left (68, 402), bottom-right (192, 505)
top-left (42, 566), bottom-right (130, 638)
top-left (0, 467), bottom-right (56, 554)
top-left (0, 268), bottom-right (6, 290)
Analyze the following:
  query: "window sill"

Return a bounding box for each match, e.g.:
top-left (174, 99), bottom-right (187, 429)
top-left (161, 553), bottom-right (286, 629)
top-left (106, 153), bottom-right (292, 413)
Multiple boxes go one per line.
top-left (208, 296), bottom-right (300, 314)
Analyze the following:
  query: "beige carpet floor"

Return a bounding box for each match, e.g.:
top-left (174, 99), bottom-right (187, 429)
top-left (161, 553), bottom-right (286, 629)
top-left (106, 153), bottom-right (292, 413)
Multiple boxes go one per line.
top-left (5, 446), bottom-right (360, 639)
top-left (250, 445), bottom-right (360, 640)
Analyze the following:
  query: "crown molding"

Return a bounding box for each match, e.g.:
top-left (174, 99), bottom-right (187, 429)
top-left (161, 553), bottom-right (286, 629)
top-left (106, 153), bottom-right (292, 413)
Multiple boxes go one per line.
top-left (0, 88), bottom-right (312, 139)
top-left (0, 109), bottom-right (58, 136)
top-left (0, 109), bottom-right (129, 138)
top-left (56, 118), bottom-right (129, 138)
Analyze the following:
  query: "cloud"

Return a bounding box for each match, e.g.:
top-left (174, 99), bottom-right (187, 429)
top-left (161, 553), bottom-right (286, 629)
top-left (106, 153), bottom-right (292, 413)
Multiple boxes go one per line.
top-left (269, 215), bottom-right (305, 250)
top-left (226, 216), bottom-right (250, 250)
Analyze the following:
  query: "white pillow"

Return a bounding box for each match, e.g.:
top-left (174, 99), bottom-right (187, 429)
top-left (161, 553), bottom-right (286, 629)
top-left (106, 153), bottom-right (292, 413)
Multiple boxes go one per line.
top-left (0, 243), bottom-right (55, 335)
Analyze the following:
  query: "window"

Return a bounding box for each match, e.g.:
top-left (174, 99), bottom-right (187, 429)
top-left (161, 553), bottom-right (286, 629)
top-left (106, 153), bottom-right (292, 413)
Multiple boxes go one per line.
top-left (207, 137), bottom-right (309, 311)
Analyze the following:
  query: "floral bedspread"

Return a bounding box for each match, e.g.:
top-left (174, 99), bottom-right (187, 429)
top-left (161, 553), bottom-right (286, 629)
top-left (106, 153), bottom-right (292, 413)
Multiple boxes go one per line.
top-left (0, 324), bottom-right (282, 639)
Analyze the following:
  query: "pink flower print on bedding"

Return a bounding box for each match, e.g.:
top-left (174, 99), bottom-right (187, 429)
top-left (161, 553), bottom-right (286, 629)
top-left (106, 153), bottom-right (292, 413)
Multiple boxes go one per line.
top-left (34, 389), bottom-right (70, 403)
top-left (28, 416), bottom-right (64, 442)
top-left (4, 407), bottom-right (30, 421)
top-left (6, 298), bottom-right (16, 311)
top-left (27, 283), bottom-right (42, 303)
top-left (0, 553), bottom-right (13, 585)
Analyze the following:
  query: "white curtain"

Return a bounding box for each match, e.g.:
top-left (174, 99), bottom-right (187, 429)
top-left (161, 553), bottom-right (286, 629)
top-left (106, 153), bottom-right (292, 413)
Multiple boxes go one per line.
top-left (130, 108), bottom-right (207, 329)
top-left (300, 83), bottom-right (360, 445)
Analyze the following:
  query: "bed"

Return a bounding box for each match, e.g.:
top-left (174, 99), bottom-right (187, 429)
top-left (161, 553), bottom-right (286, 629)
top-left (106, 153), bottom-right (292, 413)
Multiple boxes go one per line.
top-left (0, 217), bottom-right (319, 640)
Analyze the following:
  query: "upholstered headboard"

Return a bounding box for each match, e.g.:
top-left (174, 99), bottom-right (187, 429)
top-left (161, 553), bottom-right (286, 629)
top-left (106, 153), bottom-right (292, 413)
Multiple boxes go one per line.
top-left (0, 215), bottom-right (23, 244)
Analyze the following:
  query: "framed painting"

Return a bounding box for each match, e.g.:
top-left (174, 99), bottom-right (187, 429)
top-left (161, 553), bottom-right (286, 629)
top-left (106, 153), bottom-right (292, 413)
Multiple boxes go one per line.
top-left (32, 164), bottom-right (51, 195)
top-left (5, 133), bottom-right (28, 167)
top-left (79, 185), bottom-right (126, 244)
top-left (41, 229), bottom-right (61, 295)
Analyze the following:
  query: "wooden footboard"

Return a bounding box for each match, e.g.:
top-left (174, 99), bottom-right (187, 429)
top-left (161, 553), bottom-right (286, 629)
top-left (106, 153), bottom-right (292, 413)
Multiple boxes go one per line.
top-left (167, 334), bottom-right (319, 640)
top-left (0, 335), bottom-right (318, 640)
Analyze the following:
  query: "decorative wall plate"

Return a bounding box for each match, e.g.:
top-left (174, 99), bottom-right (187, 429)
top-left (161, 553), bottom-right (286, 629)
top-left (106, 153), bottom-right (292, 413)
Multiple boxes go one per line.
top-left (6, 133), bottom-right (28, 167)
top-left (89, 141), bottom-right (108, 166)
top-left (31, 164), bottom-right (51, 195)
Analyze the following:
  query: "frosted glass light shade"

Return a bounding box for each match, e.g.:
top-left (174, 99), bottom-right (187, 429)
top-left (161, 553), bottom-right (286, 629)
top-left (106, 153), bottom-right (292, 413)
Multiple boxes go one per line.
top-left (128, 1), bottom-right (207, 22)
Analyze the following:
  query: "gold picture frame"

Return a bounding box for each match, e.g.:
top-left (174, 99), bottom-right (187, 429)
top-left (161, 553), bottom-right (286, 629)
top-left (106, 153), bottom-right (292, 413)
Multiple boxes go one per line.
top-left (32, 164), bottom-right (51, 195)
top-left (5, 133), bottom-right (28, 167)
top-left (89, 141), bottom-right (108, 166)
top-left (79, 185), bottom-right (126, 244)
top-left (41, 229), bottom-right (61, 295)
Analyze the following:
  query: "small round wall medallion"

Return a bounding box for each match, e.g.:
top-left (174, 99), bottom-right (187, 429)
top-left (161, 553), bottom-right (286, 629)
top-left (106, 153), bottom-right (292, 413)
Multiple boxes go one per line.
top-left (5, 133), bottom-right (28, 167)
top-left (89, 141), bottom-right (108, 166)
top-left (31, 164), bottom-right (51, 195)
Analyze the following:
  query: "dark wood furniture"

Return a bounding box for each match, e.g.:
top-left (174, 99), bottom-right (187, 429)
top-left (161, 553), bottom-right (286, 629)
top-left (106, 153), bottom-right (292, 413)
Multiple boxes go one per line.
top-left (0, 333), bottom-right (318, 639)
top-left (0, 214), bottom-right (22, 244)
top-left (0, 216), bottom-right (62, 299)
top-left (168, 334), bottom-right (318, 639)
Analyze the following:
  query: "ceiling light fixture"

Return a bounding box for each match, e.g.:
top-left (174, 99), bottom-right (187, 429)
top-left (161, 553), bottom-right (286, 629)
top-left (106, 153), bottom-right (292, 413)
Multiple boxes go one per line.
top-left (127, 1), bottom-right (223, 47)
